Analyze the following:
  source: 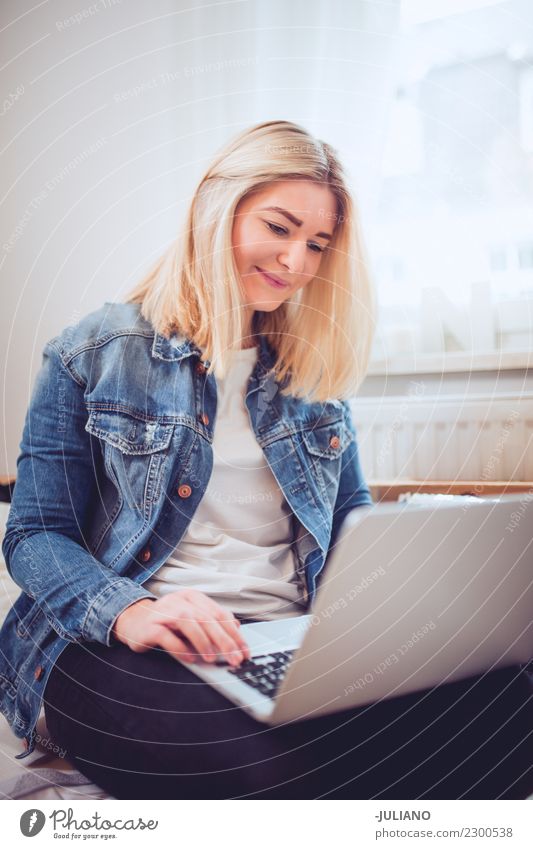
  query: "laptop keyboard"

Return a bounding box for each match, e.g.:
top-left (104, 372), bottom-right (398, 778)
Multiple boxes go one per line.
top-left (225, 649), bottom-right (295, 699)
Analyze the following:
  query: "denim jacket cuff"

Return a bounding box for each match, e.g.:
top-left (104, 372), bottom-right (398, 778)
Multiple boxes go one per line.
top-left (81, 579), bottom-right (158, 647)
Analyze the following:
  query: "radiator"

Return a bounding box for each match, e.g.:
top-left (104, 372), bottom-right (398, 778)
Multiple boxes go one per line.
top-left (349, 393), bottom-right (533, 482)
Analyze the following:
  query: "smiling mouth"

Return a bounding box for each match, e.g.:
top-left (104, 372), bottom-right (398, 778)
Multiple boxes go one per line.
top-left (255, 266), bottom-right (290, 289)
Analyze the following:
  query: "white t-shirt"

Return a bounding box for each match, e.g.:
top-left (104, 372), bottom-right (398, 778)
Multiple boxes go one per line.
top-left (144, 346), bottom-right (307, 620)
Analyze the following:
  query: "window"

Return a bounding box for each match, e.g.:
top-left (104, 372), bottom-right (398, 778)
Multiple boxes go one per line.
top-left (368, 0), bottom-right (533, 369)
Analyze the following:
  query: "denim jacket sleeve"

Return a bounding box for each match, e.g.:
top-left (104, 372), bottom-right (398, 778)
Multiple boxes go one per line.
top-left (1, 340), bottom-right (158, 647)
top-left (328, 401), bottom-right (373, 554)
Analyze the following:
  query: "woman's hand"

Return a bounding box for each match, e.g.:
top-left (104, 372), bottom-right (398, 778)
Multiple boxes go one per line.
top-left (111, 589), bottom-right (251, 667)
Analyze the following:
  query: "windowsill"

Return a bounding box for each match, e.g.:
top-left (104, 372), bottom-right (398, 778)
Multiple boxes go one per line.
top-left (367, 350), bottom-right (533, 376)
top-left (369, 479), bottom-right (533, 502)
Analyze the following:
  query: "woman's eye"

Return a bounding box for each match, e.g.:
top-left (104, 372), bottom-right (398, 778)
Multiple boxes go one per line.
top-left (265, 221), bottom-right (287, 236)
top-left (265, 221), bottom-right (325, 253)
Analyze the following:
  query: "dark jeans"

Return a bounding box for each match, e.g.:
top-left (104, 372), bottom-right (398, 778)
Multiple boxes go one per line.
top-left (43, 639), bottom-right (533, 800)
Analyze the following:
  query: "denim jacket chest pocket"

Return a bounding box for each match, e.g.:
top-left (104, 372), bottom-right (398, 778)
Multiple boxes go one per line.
top-left (85, 407), bottom-right (175, 520)
top-left (299, 417), bottom-right (351, 507)
top-left (263, 414), bottom-right (350, 518)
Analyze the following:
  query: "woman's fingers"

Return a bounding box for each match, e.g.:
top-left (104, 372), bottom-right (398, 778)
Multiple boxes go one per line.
top-left (157, 604), bottom-right (239, 664)
top-left (128, 622), bottom-right (197, 662)
top-left (171, 609), bottom-right (246, 665)
top-left (112, 591), bottom-right (251, 666)
top-left (209, 607), bottom-right (251, 659)
top-left (155, 626), bottom-right (199, 664)
top-left (152, 590), bottom-right (251, 665)
top-left (198, 618), bottom-right (248, 665)
top-left (178, 591), bottom-right (251, 661)
top-left (170, 613), bottom-right (222, 663)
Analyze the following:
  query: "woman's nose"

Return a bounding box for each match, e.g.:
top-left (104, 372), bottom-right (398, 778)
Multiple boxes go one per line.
top-left (278, 240), bottom-right (307, 275)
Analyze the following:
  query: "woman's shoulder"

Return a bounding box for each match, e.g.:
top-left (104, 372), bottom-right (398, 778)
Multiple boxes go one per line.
top-left (50, 302), bottom-right (154, 360)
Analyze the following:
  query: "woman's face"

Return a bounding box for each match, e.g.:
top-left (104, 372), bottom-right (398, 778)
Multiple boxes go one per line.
top-left (231, 179), bottom-right (338, 312)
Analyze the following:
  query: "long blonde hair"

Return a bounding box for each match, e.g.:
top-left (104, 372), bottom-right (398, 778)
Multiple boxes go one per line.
top-left (126, 120), bottom-right (375, 402)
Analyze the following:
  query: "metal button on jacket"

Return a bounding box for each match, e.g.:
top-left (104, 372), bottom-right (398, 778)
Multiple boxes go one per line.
top-left (198, 412), bottom-right (209, 426)
top-left (140, 548), bottom-right (151, 563)
top-left (177, 484), bottom-right (192, 498)
top-left (329, 435), bottom-right (340, 449)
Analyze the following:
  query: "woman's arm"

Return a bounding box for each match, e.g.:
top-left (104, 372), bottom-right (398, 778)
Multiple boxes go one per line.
top-left (2, 341), bottom-right (158, 646)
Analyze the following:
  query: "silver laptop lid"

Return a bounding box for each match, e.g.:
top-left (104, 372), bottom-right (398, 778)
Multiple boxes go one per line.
top-left (272, 497), bottom-right (532, 718)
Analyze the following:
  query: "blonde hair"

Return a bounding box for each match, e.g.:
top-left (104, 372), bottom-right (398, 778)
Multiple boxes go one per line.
top-left (125, 120), bottom-right (375, 402)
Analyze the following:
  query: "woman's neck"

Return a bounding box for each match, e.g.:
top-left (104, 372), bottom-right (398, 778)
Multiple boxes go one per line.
top-left (240, 309), bottom-right (261, 349)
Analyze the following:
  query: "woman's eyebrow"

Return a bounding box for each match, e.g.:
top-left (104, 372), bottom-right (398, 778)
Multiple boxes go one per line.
top-left (259, 206), bottom-right (333, 240)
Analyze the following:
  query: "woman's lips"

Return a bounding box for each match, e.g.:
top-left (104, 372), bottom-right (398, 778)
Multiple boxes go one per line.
top-left (255, 266), bottom-right (289, 289)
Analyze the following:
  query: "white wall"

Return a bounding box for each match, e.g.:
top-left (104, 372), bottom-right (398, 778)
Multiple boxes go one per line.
top-left (0, 0), bottom-right (401, 475)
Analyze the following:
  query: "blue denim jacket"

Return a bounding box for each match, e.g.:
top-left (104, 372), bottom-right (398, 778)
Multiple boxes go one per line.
top-left (0, 302), bottom-right (372, 758)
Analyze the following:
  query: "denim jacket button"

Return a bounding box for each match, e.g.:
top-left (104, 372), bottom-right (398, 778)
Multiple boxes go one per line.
top-left (140, 548), bottom-right (151, 563)
top-left (195, 362), bottom-right (207, 375)
top-left (198, 412), bottom-right (209, 426)
top-left (34, 665), bottom-right (44, 681)
top-left (177, 484), bottom-right (192, 498)
top-left (329, 435), bottom-right (340, 449)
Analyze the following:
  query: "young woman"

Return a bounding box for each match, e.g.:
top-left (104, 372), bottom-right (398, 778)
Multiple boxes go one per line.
top-left (1, 121), bottom-right (531, 800)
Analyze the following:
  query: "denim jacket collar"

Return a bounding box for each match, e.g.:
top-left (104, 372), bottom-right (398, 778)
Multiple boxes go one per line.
top-left (151, 329), bottom-right (278, 373)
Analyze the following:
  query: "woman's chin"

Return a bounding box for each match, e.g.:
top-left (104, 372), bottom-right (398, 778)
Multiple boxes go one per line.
top-left (243, 294), bottom-right (284, 312)
top-left (252, 301), bottom-right (282, 312)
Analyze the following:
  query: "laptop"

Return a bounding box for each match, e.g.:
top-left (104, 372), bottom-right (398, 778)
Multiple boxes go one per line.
top-left (179, 495), bottom-right (533, 724)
